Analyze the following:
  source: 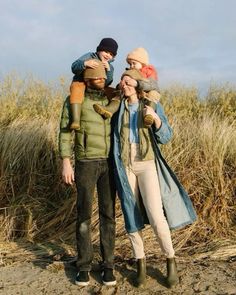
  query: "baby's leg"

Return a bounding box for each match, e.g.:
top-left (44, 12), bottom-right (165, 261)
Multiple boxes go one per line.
top-left (93, 98), bottom-right (121, 119)
top-left (143, 90), bottom-right (160, 127)
top-left (93, 87), bottom-right (121, 119)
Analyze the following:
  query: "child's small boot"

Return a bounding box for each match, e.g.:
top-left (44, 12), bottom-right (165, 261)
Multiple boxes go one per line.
top-left (70, 103), bottom-right (82, 130)
top-left (93, 99), bottom-right (120, 119)
top-left (70, 82), bottom-right (85, 130)
top-left (166, 258), bottom-right (179, 288)
top-left (144, 101), bottom-right (156, 127)
top-left (136, 258), bottom-right (146, 287)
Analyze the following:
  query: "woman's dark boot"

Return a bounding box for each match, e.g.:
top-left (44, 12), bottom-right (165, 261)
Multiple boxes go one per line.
top-left (166, 258), bottom-right (179, 288)
top-left (136, 258), bottom-right (146, 287)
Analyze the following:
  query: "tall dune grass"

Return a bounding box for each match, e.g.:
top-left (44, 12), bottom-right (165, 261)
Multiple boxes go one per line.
top-left (0, 74), bottom-right (235, 254)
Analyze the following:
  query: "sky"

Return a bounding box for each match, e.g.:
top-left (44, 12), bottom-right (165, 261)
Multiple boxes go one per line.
top-left (1, 0), bottom-right (236, 94)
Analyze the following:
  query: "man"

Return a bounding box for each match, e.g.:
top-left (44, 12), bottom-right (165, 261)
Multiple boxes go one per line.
top-left (59, 60), bottom-right (116, 287)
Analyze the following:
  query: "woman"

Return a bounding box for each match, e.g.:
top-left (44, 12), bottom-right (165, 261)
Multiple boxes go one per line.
top-left (113, 69), bottom-right (197, 288)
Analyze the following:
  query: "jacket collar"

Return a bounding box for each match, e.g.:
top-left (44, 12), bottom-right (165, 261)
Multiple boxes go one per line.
top-left (86, 88), bottom-right (104, 95)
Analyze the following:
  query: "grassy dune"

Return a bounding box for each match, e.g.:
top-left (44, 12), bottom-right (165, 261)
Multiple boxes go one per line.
top-left (0, 74), bottom-right (235, 254)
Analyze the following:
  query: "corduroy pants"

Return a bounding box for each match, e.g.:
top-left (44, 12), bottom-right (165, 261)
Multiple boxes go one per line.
top-left (125, 144), bottom-right (175, 259)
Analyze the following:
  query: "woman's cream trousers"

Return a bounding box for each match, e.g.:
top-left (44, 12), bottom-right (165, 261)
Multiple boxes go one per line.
top-left (126, 143), bottom-right (175, 259)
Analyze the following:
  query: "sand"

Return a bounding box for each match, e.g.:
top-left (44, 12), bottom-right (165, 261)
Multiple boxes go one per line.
top-left (0, 241), bottom-right (236, 295)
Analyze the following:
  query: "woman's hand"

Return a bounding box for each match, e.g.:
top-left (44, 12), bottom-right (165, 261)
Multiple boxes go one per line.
top-left (62, 158), bottom-right (74, 185)
top-left (144, 105), bottom-right (162, 129)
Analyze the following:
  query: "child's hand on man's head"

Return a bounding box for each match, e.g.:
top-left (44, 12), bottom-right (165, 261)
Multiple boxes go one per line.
top-left (84, 60), bottom-right (99, 69)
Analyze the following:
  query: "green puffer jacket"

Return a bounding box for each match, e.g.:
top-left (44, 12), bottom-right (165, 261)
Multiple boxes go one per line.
top-left (59, 90), bottom-right (111, 160)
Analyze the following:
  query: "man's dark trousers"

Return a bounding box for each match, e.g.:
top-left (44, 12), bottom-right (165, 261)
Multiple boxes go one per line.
top-left (75, 159), bottom-right (116, 271)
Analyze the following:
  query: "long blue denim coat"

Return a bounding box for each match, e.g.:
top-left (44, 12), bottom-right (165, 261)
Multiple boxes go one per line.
top-left (113, 100), bottom-right (197, 233)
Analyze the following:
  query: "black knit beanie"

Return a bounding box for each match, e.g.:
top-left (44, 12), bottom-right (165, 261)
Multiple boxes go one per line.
top-left (96, 38), bottom-right (118, 56)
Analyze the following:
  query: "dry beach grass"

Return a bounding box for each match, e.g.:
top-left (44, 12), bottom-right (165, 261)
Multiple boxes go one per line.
top-left (0, 74), bottom-right (236, 294)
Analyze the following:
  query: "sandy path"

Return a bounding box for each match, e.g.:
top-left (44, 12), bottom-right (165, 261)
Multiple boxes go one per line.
top-left (1, 252), bottom-right (236, 295)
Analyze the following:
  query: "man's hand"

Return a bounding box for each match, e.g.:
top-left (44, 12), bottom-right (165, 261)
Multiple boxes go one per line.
top-left (84, 60), bottom-right (99, 69)
top-left (62, 158), bottom-right (74, 185)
